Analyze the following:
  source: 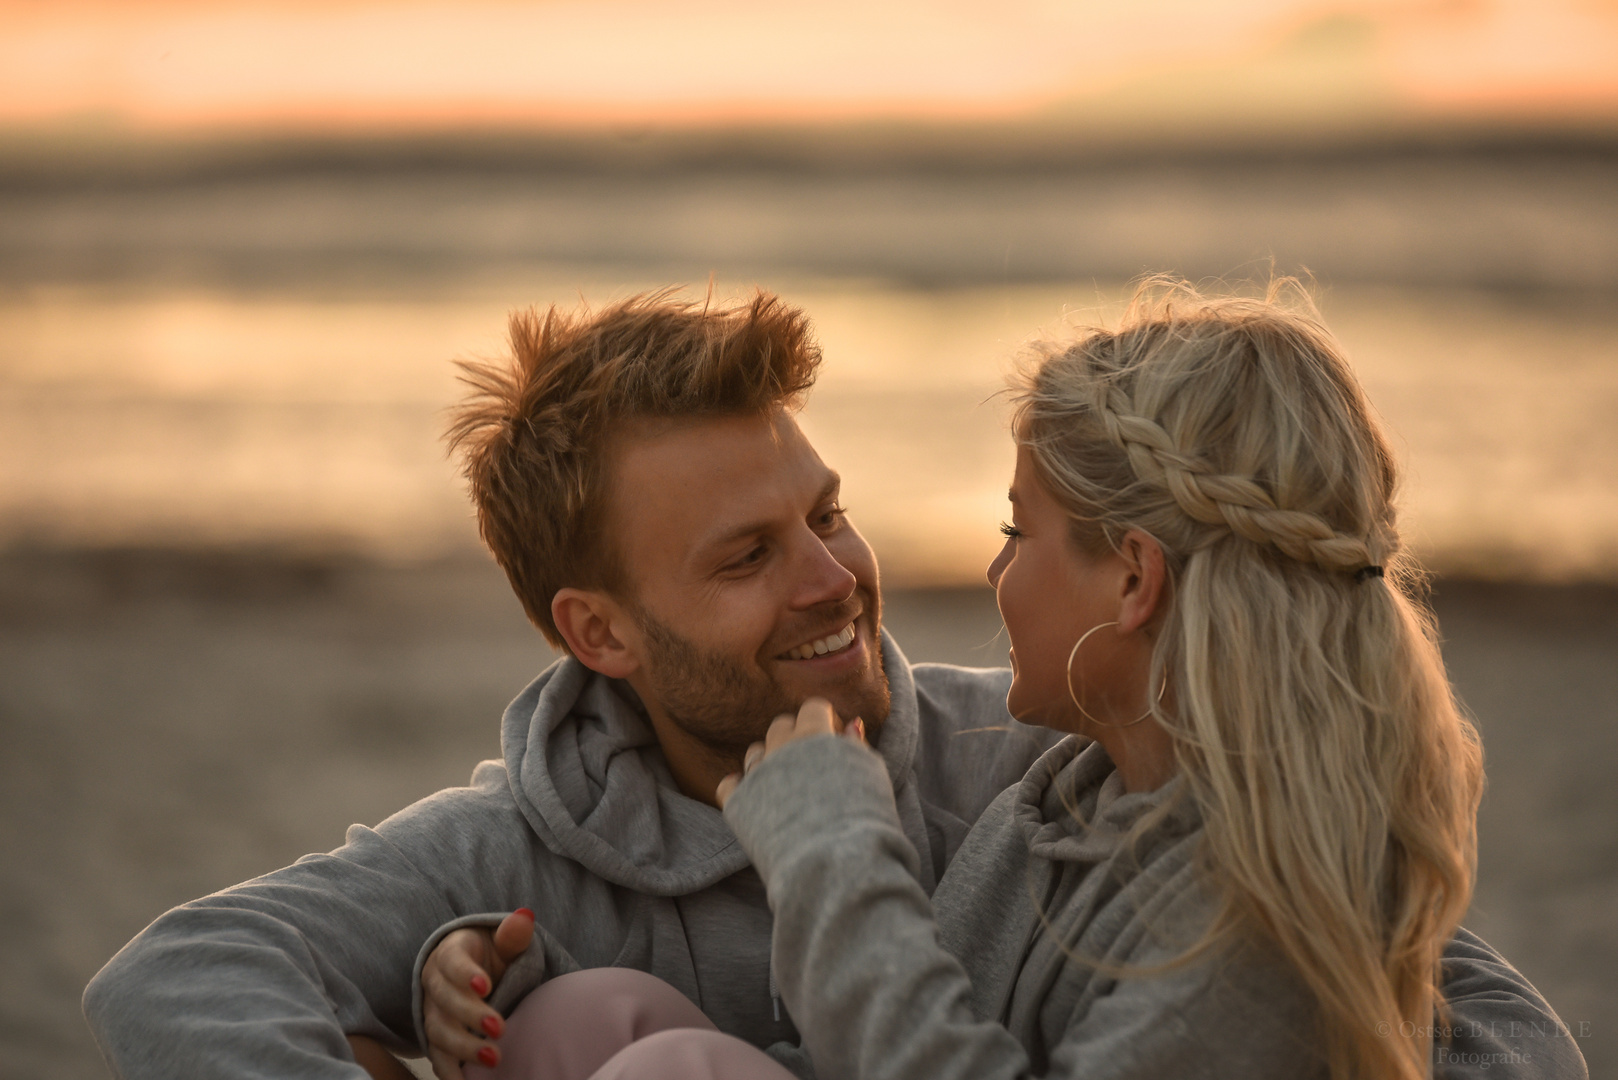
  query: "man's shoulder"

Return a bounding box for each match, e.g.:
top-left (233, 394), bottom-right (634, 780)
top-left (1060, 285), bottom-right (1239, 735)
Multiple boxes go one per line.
top-left (905, 661), bottom-right (1060, 802)
top-left (910, 661), bottom-right (1013, 724)
top-left (908, 661), bottom-right (1057, 750)
top-left (368, 758), bottom-right (528, 847)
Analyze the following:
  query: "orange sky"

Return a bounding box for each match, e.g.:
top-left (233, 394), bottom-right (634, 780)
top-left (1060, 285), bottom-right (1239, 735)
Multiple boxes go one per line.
top-left (2, 0), bottom-right (1616, 131)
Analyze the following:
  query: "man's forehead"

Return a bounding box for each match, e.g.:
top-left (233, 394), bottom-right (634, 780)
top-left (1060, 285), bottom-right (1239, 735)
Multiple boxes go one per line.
top-left (612, 410), bottom-right (816, 478)
top-left (610, 410), bottom-right (836, 548)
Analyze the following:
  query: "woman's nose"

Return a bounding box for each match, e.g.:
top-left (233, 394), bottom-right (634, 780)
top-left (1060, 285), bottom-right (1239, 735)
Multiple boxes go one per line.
top-left (986, 539), bottom-right (1013, 588)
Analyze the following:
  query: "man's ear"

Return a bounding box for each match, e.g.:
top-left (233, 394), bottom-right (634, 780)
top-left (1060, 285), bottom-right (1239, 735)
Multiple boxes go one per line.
top-left (552, 588), bottom-right (641, 679)
top-left (1114, 529), bottom-right (1167, 635)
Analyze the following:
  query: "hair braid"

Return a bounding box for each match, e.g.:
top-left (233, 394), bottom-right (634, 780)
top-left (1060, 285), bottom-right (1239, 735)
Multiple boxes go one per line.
top-left (1086, 380), bottom-right (1376, 573)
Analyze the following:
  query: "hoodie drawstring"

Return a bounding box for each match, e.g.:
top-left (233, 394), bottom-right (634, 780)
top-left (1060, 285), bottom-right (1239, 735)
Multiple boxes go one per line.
top-left (769, 954), bottom-right (781, 1022)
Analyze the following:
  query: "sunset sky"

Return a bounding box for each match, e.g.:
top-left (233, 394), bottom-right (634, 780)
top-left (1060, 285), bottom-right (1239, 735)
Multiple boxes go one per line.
top-left (2, 0), bottom-right (1616, 134)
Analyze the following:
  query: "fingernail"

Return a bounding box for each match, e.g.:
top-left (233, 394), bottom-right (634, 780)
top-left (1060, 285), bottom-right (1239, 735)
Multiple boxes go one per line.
top-left (477, 1045), bottom-right (499, 1068)
top-left (470, 973), bottom-right (490, 996)
top-left (481, 1015), bottom-right (503, 1038)
top-left (514, 907), bottom-right (534, 921)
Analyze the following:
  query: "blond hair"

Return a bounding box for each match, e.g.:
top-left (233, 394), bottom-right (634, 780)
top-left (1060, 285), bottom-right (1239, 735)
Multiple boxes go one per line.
top-left (447, 289), bottom-right (821, 649)
top-left (1013, 279), bottom-right (1483, 1080)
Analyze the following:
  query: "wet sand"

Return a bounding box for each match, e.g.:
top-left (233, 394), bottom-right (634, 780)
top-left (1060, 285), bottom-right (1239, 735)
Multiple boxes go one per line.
top-left (1, 550), bottom-right (1612, 1078)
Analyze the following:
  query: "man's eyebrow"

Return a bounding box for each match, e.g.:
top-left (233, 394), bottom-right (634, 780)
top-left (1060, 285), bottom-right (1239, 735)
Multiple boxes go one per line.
top-left (694, 471), bottom-right (843, 557)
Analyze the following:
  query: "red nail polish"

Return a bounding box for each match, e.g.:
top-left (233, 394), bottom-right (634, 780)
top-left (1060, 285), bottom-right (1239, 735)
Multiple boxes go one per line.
top-left (481, 1015), bottom-right (502, 1038)
top-left (514, 907), bottom-right (534, 921)
top-left (470, 973), bottom-right (490, 997)
top-left (477, 1045), bottom-right (499, 1068)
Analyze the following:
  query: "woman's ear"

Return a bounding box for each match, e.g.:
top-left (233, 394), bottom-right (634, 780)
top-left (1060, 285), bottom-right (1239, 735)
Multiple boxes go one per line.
top-left (552, 588), bottom-right (640, 678)
top-left (1114, 529), bottom-right (1167, 635)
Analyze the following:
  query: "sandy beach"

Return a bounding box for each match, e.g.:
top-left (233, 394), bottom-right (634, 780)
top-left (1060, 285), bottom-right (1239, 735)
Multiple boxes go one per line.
top-left (0, 548), bottom-right (1611, 1078)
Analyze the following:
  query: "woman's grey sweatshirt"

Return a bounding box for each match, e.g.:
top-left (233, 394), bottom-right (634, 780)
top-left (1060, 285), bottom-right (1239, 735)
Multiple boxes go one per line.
top-left (724, 734), bottom-right (1589, 1080)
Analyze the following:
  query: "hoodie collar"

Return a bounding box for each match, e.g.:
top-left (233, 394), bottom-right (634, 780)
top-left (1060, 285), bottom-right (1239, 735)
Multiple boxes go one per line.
top-left (1013, 737), bottom-right (1199, 865)
top-left (501, 628), bottom-right (921, 896)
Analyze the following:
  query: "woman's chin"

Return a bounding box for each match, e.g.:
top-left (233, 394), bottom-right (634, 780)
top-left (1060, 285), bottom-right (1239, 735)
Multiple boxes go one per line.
top-left (1004, 676), bottom-right (1027, 720)
top-left (1005, 687), bottom-right (1072, 732)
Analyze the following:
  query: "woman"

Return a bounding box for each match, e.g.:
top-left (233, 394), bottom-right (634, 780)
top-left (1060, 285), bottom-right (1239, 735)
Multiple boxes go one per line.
top-left (716, 281), bottom-right (1484, 1080)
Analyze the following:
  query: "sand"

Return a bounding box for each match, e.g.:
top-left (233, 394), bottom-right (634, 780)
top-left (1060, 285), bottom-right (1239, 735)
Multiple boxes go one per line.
top-left (1, 550), bottom-right (1611, 1078)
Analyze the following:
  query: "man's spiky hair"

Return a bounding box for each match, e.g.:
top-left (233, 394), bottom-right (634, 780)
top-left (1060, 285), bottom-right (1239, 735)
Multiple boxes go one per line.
top-left (446, 288), bottom-right (822, 649)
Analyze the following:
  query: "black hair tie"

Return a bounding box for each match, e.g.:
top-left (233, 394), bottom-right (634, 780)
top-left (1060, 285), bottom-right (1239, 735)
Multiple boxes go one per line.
top-left (1354, 565), bottom-right (1384, 582)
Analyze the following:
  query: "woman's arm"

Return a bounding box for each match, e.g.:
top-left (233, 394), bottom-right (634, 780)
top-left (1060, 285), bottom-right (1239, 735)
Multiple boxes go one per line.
top-left (724, 726), bottom-right (1320, 1080)
top-left (725, 729), bottom-right (1027, 1080)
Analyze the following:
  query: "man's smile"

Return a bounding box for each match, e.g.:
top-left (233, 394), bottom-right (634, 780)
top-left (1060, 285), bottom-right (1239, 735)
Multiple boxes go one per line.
top-left (776, 621), bottom-right (857, 661)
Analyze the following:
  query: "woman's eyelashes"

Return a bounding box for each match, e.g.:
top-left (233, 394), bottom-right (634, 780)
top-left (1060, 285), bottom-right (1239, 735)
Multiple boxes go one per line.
top-left (999, 521), bottom-right (1023, 540)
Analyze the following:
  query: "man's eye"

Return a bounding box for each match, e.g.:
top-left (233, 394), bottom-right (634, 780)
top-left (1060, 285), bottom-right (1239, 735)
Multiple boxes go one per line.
top-left (817, 504), bottom-right (847, 527)
top-left (999, 521), bottom-right (1022, 539)
top-left (722, 543), bottom-right (771, 573)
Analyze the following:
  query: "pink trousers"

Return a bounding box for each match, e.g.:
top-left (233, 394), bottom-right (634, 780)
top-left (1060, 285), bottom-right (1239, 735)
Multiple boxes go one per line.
top-left (463, 968), bottom-right (798, 1080)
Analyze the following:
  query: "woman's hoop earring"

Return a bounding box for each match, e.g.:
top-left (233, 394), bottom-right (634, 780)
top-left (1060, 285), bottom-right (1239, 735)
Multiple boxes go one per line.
top-left (1065, 620), bottom-right (1163, 729)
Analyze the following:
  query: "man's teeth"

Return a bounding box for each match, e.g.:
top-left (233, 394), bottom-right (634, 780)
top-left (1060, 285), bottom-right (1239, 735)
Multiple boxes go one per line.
top-left (787, 623), bottom-right (856, 660)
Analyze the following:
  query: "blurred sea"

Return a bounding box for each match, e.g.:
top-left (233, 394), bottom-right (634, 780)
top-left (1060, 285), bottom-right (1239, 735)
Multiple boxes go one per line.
top-left (2, 135), bottom-right (1616, 583)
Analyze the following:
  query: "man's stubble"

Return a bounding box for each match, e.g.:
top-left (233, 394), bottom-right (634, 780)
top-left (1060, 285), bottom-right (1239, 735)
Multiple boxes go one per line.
top-left (633, 598), bottom-right (891, 757)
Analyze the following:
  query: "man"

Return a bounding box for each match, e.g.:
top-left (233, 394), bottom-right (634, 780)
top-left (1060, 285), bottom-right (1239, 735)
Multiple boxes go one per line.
top-left (84, 290), bottom-right (1583, 1080)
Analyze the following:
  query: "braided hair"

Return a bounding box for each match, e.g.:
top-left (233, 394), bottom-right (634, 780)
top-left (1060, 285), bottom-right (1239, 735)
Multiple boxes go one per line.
top-left (1013, 279), bottom-right (1481, 1080)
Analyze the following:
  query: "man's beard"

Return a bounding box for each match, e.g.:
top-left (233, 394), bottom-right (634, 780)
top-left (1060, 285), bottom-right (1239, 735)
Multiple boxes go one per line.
top-left (633, 599), bottom-right (892, 757)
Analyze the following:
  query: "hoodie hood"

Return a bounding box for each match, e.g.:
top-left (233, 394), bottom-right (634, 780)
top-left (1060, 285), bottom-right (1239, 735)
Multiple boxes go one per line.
top-left (1013, 736), bottom-right (1200, 867)
top-left (501, 628), bottom-right (922, 896)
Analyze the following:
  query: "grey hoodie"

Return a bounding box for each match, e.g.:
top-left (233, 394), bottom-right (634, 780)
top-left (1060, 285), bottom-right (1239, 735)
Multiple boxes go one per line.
top-left (85, 630), bottom-right (1578, 1080)
top-left (83, 632), bottom-right (1061, 1079)
top-left (724, 734), bottom-right (1589, 1080)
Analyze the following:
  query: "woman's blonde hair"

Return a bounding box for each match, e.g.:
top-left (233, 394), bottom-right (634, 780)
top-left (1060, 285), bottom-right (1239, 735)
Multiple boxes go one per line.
top-left (1012, 278), bottom-right (1483, 1080)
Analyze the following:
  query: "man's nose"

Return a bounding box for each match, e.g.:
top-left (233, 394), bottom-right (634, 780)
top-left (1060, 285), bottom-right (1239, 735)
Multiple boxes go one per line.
top-left (790, 533), bottom-right (858, 608)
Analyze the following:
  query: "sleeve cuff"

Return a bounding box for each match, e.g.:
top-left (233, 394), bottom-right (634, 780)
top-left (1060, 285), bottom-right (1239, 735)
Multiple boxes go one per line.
top-left (409, 913), bottom-right (581, 1051)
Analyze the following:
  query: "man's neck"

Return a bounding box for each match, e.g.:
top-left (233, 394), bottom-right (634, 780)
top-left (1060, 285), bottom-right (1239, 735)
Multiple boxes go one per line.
top-left (638, 708), bottom-right (743, 808)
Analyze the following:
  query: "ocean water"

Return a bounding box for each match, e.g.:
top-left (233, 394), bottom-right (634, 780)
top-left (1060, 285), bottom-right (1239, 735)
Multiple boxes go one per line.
top-left (1, 275), bottom-right (1615, 583)
top-left (2, 144), bottom-right (1616, 582)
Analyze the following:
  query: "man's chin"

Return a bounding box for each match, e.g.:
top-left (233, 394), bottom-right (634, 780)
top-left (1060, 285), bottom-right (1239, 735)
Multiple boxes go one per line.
top-left (768, 623), bottom-right (890, 730)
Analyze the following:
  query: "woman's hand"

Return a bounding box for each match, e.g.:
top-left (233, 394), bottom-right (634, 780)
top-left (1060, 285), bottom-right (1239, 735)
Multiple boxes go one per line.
top-left (716, 697), bottom-right (864, 808)
top-left (420, 907), bottom-right (534, 1080)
